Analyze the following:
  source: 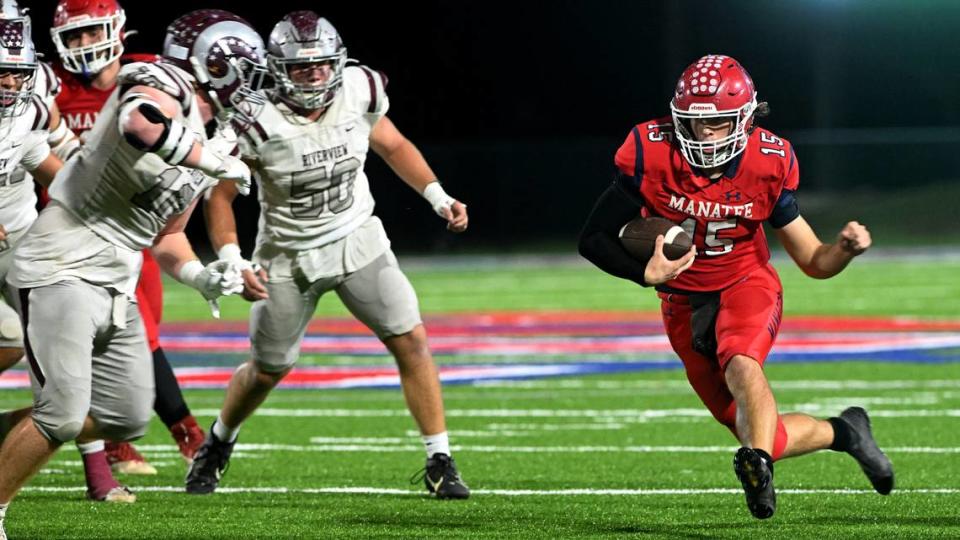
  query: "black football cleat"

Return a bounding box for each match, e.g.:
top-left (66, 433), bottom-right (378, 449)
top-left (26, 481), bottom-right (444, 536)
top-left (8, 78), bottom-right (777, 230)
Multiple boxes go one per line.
top-left (838, 407), bottom-right (895, 495)
top-left (411, 454), bottom-right (470, 499)
top-left (185, 431), bottom-right (235, 495)
top-left (733, 447), bottom-right (776, 519)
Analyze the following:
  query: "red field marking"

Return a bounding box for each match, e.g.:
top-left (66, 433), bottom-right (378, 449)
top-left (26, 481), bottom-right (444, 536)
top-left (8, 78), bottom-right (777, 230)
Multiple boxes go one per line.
top-left (162, 311), bottom-right (960, 337)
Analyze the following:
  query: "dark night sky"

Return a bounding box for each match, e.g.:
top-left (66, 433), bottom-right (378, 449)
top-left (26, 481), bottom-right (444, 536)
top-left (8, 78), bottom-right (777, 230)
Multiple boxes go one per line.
top-left (28, 1), bottom-right (960, 136)
top-left (23, 1), bottom-right (960, 250)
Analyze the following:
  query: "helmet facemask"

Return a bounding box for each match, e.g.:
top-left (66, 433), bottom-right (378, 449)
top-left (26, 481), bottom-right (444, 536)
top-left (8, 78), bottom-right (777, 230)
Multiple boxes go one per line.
top-left (269, 49), bottom-right (346, 111)
top-left (267, 12), bottom-right (346, 112)
top-left (51, 10), bottom-right (125, 76)
top-left (0, 17), bottom-right (36, 119)
top-left (671, 95), bottom-right (756, 169)
top-left (190, 48), bottom-right (269, 125)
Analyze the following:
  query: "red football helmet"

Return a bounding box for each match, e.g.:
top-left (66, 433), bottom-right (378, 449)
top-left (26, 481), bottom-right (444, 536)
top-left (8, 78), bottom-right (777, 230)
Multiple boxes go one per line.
top-left (50, 0), bottom-right (126, 76)
top-left (670, 55), bottom-right (757, 168)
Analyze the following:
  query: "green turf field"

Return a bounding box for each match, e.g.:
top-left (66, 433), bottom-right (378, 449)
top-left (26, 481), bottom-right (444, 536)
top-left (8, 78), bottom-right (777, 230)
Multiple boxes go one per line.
top-left (2, 255), bottom-right (959, 539)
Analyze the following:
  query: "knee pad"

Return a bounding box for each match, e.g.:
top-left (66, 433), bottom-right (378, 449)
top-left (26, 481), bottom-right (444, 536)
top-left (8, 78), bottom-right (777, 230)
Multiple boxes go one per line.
top-left (250, 356), bottom-right (293, 383)
top-left (33, 416), bottom-right (84, 443)
top-left (0, 314), bottom-right (23, 343)
top-left (252, 345), bottom-right (298, 375)
top-left (96, 414), bottom-right (150, 442)
top-left (94, 394), bottom-right (153, 442)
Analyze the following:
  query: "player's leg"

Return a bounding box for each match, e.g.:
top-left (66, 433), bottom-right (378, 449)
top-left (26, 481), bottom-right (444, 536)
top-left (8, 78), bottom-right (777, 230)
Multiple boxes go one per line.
top-left (0, 297), bottom-right (24, 373)
top-left (0, 241), bottom-right (26, 373)
top-left (87, 296), bottom-right (155, 502)
top-left (337, 251), bottom-right (469, 499)
top-left (186, 276), bottom-right (318, 494)
top-left (660, 288), bottom-right (779, 519)
top-left (713, 272), bottom-right (788, 519)
top-left (138, 250), bottom-right (205, 461)
top-left (0, 284), bottom-right (102, 511)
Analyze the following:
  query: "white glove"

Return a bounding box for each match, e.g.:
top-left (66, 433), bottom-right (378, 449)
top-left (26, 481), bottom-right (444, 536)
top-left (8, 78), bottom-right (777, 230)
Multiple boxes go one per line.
top-left (195, 146), bottom-right (252, 196)
top-left (212, 155), bottom-right (252, 196)
top-left (217, 243), bottom-right (259, 274)
top-left (178, 260), bottom-right (245, 318)
top-left (422, 181), bottom-right (456, 218)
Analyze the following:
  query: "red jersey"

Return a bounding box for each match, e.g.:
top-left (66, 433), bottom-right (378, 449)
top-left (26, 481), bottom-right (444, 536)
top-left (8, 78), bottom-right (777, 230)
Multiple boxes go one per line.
top-left (54, 53), bottom-right (161, 136)
top-left (615, 116), bottom-right (799, 292)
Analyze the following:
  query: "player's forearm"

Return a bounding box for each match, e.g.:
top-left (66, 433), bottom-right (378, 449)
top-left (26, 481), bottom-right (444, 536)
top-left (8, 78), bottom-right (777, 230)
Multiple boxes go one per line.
top-left (379, 139), bottom-right (438, 194)
top-left (578, 183), bottom-right (649, 286)
top-left (204, 197), bottom-right (240, 253)
top-left (800, 243), bottom-right (855, 279)
top-left (151, 231), bottom-right (200, 279)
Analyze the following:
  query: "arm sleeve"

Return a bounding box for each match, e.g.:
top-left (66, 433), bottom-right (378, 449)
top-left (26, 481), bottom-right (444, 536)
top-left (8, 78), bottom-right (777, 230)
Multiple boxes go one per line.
top-left (768, 145), bottom-right (801, 228)
top-left (21, 131), bottom-right (52, 171)
top-left (577, 179), bottom-right (649, 286)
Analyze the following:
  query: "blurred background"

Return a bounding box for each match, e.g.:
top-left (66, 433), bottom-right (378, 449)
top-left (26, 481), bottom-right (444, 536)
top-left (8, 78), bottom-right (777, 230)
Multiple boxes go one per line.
top-left (25, 0), bottom-right (960, 254)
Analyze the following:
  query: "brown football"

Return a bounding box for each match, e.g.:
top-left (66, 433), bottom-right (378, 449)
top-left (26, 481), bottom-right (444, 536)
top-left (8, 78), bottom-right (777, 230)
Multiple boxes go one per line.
top-left (619, 217), bottom-right (693, 261)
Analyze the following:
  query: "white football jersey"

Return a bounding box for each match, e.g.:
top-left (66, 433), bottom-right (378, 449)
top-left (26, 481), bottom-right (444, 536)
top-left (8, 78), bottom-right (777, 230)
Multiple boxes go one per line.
top-left (49, 62), bottom-right (219, 252)
top-left (35, 62), bottom-right (61, 109)
top-left (10, 62), bottom-right (222, 296)
top-left (0, 94), bottom-right (53, 236)
top-left (235, 64), bottom-right (389, 252)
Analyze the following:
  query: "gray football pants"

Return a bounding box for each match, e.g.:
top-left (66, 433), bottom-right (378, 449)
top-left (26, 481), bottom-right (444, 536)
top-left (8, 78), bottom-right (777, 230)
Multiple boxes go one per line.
top-left (251, 250), bottom-right (422, 372)
top-left (17, 280), bottom-right (154, 443)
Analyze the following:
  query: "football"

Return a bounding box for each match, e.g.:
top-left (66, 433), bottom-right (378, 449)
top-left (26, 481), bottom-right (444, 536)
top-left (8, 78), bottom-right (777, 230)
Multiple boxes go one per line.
top-left (619, 217), bottom-right (693, 261)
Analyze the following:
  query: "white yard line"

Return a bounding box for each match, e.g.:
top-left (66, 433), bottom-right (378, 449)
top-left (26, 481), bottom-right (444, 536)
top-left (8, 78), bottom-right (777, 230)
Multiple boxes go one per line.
top-left (193, 407), bottom-right (960, 418)
top-left (122, 443), bottom-right (960, 454)
top-left (19, 485), bottom-right (960, 496)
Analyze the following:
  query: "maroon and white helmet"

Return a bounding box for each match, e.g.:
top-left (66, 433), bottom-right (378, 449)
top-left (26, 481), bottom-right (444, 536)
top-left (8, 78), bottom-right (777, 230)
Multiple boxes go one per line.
top-left (267, 11), bottom-right (347, 110)
top-left (50, 0), bottom-right (126, 76)
top-left (162, 9), bottom-right (267, 122)
top-left (1, 0), bottom-right (27, 21)
top-left (670, 54), bottom-right (758, 168)
top-left (0, 14), bottom-right (37, 118)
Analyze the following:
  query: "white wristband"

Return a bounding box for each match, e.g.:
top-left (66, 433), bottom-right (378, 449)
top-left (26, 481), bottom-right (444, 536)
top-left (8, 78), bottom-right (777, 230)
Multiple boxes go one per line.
top-left (217, 243), bottom-right (244, 264)
top-left (422, 181), bottom-right (455, 215)
top-left (177, 259), bottom-right (204, 285)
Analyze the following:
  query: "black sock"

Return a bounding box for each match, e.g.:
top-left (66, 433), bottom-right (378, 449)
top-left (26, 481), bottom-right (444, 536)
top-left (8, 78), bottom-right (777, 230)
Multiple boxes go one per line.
top-left (754, 448), bottom-right (774, 475)
top-left (828, 417), bottom-right (854, 452)
top-left (152, 347), bottom-right (191, 427)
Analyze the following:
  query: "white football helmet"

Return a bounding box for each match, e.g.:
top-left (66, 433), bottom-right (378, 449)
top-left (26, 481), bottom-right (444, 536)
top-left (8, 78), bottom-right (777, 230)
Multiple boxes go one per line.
top-left (267, 11), bottom-right (347, 110)
top-left (162, 9), bottom-right (268, 123)
top-left (0, 14), bottom-right (37, 118)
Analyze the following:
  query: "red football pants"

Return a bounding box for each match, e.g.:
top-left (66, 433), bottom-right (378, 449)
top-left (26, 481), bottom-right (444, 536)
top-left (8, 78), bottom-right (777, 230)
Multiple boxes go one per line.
top-left (135, 249), bottom-right (164, 352)
top-left (659, 263), bottom-right (788, 459)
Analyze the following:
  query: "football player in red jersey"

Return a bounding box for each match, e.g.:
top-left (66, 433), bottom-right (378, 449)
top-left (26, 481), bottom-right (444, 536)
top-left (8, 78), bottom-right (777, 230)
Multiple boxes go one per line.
top-left (47, 0), bottom-right (205, 481)
top-left (579, 55), bottom-right (893, 519)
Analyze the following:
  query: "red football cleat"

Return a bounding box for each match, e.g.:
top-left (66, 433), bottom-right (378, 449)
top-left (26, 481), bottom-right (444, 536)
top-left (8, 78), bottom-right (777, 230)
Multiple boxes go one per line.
top-left (170, 415), bottom-right (206, 463)
top-left (105, 441), bottom-right (157, 475)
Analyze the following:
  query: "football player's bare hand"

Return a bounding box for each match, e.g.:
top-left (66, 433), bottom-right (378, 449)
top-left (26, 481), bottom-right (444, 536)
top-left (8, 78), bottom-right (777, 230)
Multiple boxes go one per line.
top-left (838, 221), bottom-right (871, 256)
top-left (644, 235), bottom-right (696, 285)
top-left (445, 201), bottom-right (468, 233)
top-left (0, 224), bottom-right (6, 243)
top-left (241, 267), bottom-right (269, 302)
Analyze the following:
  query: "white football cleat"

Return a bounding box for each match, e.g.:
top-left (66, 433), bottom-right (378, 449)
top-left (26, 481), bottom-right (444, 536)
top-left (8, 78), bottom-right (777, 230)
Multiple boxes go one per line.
top-left (88, 486), bottom-right (137, 504)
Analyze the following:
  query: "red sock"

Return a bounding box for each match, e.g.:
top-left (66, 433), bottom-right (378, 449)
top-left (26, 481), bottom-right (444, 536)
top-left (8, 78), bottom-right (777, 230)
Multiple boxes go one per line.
top-left (82, 451), bottom-right (120, 499)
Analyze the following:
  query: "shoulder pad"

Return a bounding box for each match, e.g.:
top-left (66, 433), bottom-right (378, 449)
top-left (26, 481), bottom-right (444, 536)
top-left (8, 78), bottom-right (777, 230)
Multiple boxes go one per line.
top-left (230, 115), bottom-right (269, 148)
top-left (118, 62), bottom-right (196, 115)
top-left (37, 62), bottom-right (61, 99)
top-left (348, 64), bottom-right (388, 114)
top-left (29, 95), bottom-right (52, 131)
